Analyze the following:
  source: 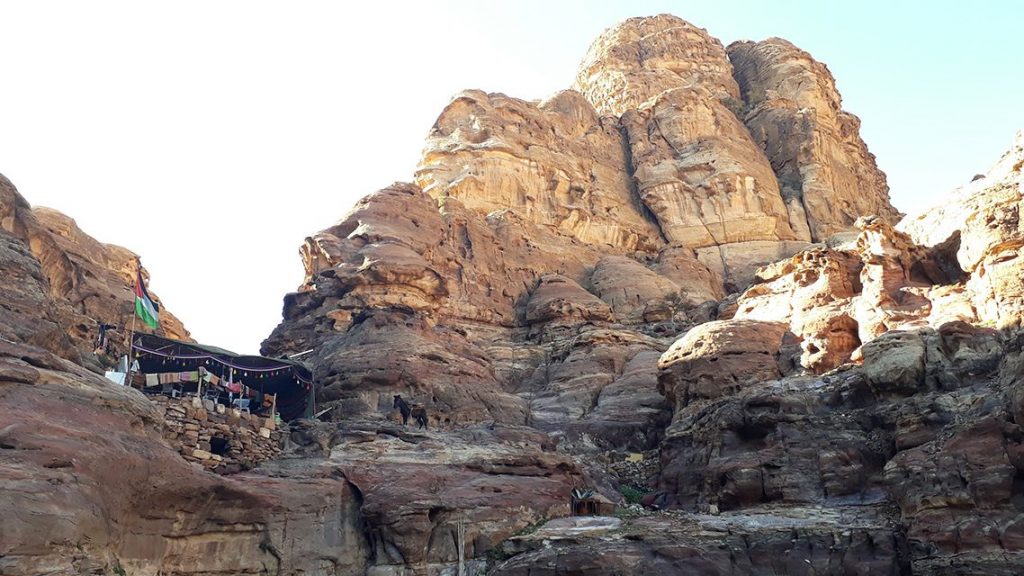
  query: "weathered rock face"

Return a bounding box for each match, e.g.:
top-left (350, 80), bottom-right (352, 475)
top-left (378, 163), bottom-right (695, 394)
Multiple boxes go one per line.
top-left (33, 207), bottom-right (190, 340)
top-left (620, 87), bottom-right (802, 247)
top-left (1, 332), bottom-right (616, 576)
top-left (575, 15), bottom-right (741, 117)
top-left (575, 16), bottom-right (817, 255)
top-left (901, 130), bottom-right (1024, 330)
top-left (905, 130), bottom-right (1024, 330)
top-left (265, 14), bottom-right (896, 449)
top-left (702, 213), bottom-right (973, 377)
top-left (0, 339), bottom-right (369, 575)
top-left (518, 329), bottom-right (671, 451)
top-left (8, 12), bottom-right (972, 576)
top-left (491, 510), bottom-right (907, 576)
top-left (589, 256), bottom-right (678, 323)
top-left (281, 420), bottom-right (597, 573)
top-left (264, 180), bottom-right (692, 439)
top-left (0, 174), bottom-right (189, 370)
top-left (653, 324), bottom-right (1022, 572)
top-left (728, 39), bottom-right (900, 240)
top-left (0, 223), bottom-right (81, 361)
top-left (416, 89), bottom-right (662, 252)
top-left (657, 319), bottom-right (789, 412)
top-left (650, 133), bottom-right (1024, 573)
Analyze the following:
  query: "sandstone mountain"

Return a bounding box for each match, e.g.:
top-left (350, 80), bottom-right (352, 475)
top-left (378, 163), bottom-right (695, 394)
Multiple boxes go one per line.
top-left (3, 13), bottom-right (1024, 576)
top-left (264, 15), bottom-right (897, 443)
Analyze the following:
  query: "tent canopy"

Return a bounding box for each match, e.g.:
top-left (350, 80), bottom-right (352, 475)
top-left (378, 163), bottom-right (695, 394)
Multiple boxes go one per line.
top-left (132, 334), bottom-right (313, 420)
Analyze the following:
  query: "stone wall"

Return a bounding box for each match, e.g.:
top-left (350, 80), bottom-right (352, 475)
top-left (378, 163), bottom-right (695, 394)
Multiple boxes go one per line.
top-left (150, 395), bottom-right (284, 474)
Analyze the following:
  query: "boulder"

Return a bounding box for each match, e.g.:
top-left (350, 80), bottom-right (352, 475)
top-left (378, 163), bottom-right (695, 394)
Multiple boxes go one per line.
top-left (657, 320), bottom-right (788, 412)
top-left (587, 256), bottom-right (682, 323)
top-left (861, 330), bottom-right (926, 396)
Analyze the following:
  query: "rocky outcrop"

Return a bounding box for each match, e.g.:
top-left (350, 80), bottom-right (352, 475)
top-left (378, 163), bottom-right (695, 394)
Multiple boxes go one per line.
top-left (33, 207), bottom-right (190, 342)
top-left (576, 16), bottom-right (815, 253)
top-left (575, 15), bottom-right (741, 117)
top-left (652, 324), bottom-right (1021, 572)
top-left (265, 14), bottom-right (897, 447)
top-left (0, 221), bottom-right (81, 361)
top-left (657, 319), bottom-right (789, 413)
top-left (620, 87), bottom-right (802, 247)
top-left (901, 130), bottom-right (1024, 330)
top-left (649, 133), bottom-right (1024, 573)
top-left (589, 256), bottom-right (678, 323)
top-left (0, 174), bottom-right (189, 370)
top-left (518, 329), bottom-right (671, 451)
top-left (416, 89), bottom-right (662, 252)
top-left (728, 39), bottom-right (900, 240)
top-left (1, 330), bottom-right (617, 575)
top-left (705, 213), bottom-right (975, 376)
top-left (0, 338), bottom-right (369, 575)
top-left (526, 274), bottom-right (613, 328)
top-left (492, 510), bottom-right (906, 575)
top-left (14, 12), bottom-right (994, 576)
top-left (281, 420), bottom-right (597, 573)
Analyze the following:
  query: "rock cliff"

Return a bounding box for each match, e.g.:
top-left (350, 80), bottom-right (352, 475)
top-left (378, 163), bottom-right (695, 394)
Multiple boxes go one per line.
top-left (652, 130), bottom-right (1024, 573)
top-left (0, 174), bottom-right (189, 371)
top-left (264, 14), bottom-right (895, 441)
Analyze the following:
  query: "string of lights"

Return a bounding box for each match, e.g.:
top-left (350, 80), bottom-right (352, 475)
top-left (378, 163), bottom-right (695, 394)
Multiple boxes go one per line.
top-left (131, 341), bottom-right (313, 387)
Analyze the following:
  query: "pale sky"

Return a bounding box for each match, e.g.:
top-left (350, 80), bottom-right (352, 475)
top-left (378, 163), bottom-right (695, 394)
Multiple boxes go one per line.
top-left (1, 1), bottom-right (1021, 353)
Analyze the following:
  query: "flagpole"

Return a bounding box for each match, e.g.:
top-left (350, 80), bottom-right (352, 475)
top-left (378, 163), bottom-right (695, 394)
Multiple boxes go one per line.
top-left (126, 274), bottom-right (138, 387)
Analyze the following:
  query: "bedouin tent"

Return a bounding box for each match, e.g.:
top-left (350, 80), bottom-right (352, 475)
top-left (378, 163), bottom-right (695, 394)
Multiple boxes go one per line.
top-left (131, 334), bottom-right (314, 421)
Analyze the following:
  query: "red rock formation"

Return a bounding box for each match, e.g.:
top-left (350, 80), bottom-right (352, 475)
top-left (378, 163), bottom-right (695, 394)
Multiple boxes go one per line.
top-left (417, 89), bottom-right (661, 252)
top-left (0, 174), bottom-right (189, 370)
top-left (575, 15), bottom-right (741, 117)
top-left (16, 13), bottom-right (1024, 576)
top-left (266, 15), bottom-right (898, 448)
top-left (902, 130), bottom-right (1024, 329)
top-left (0, 339), bottom-right (369, 575)
top-left (652, 133), bottom-right (1024, 573)
top-left (728, 39), bottom-right (900, 240)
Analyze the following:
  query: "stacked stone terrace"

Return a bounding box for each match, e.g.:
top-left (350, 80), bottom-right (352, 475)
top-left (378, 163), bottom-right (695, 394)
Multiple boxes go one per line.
top-left (150, 395), bottom-right (284, 474)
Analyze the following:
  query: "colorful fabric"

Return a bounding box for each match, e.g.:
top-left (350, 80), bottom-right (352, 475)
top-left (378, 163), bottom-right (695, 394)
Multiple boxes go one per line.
top-left (133, 269), bottom-right (160, 328)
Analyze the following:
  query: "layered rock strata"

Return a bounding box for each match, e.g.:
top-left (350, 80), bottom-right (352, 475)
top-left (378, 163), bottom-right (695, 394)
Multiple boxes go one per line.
top-left (0, 328), bottom-right (606, 575)
top-left (900, 129), bottom-right (1024, 329)
top-left (12, 12), bottom-right (1023, 576)
top-left (265, 15), bottom-right (895, 453)
top-left (0, 339), bottom-right (369, 575)
top-left (728, 38), bottom-right (900, 240)
top-left (652, 132), bottom-right (1024, 572)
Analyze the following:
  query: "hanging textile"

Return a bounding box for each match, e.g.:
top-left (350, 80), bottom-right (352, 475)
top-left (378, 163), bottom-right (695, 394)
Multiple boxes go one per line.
top-left (104, 371), bottom-right (126, 386)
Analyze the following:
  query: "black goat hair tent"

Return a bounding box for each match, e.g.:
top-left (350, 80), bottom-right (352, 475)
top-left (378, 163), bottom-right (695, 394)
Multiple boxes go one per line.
top-left (131, 333), bottom-right (313, 421)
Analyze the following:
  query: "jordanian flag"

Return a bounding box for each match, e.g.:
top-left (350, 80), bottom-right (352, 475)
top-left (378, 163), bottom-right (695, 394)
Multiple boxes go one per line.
top-left (133, 269), bottom-right (160, 328)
